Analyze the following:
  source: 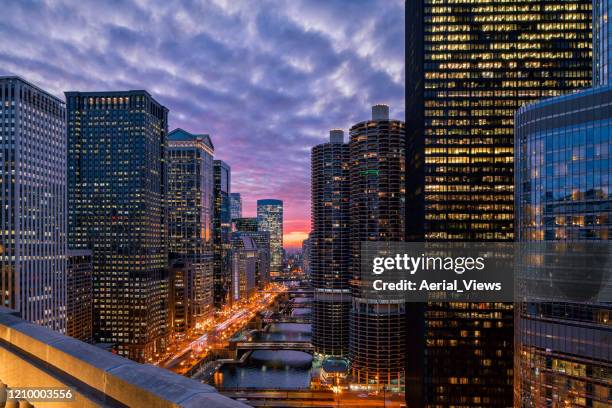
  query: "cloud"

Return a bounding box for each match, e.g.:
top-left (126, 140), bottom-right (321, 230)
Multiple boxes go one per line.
top-left (0, 0), bottom-right (404, 247)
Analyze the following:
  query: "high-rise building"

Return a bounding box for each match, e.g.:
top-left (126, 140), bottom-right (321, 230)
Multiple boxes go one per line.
top-left (301, 235), bottom-right (311, 277)
top-left (594, 0), bottom-right (611, 86)
top-left (515, 82), bottom-right (612, 408)
top-left (311, 129), bottom-right (351, 357)
top-left (213, 160), bottom-right (232, 308)
top-left (167, 128), bottom-right (215, 329)
top-left (406, 2), bottom-right (592, 406)
top-left (349, 105), bottom-right (406, 386)
top-left (406, 0), bottom-right (592, 241)
top-left (0, 76), bottom-right (67, 332)
top-left (230, 235), bottom-right (257, 301)
top-left (234, 229), bottom-right (271, 288)
top-left (515, 3), bottom-right (612, 405)
top-left (230, 192), bottom-right (242, 220)
top-left (168, 257), bottom-right (195, 336)
top-left (66, 250), bottom-right (93, 342)
top-left (234, 217), bottom-right (259, 232)
top-left (257, 199), bottom-right (283, 275)
top-left (66, 90), bottom-right (168, 362)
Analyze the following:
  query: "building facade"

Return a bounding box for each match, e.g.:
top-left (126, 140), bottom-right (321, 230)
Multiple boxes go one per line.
top-left (230, 192), bottom-right (242, 220)
top-left (213, 160), bottom-right (232, 308)
top-left (234, 217), bottom-right (258, 232)
top-left (257, 199), bottom-right (283, 276)
top-left (349, 105), bottom-right (407, 386)
top-left (311, 129), bottom-right (351, 357)
top-left (230, 235), bottom-right (257, 302)
top-left (167, 128), bottom-right (215, 329)
top-left (515, 66), bottom-right (612, 408)
top-left (66, 90), bottom-right (168, 362)
top-left (594, 0), bottom-right (611, 86)
top-left (234, 230), bottom-right (270, 288)
top-left (66, 250), bottom-right (93, 342)
top-left (0, 76), bottom-right (67, 332)
top-left (405, 1), bottom-right (593, 405)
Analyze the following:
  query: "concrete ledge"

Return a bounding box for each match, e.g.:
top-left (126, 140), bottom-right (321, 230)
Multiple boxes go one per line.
top-left (0, 307), bottom-right (247, 407)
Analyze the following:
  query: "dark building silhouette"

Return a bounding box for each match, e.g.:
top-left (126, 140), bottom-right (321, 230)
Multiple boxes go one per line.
top-left (213, 160), bottom-right (232, 307)
top-left (66, 250), bottom-right (93, 343)
top-left (234, 217), bottom-right (259, 232)
top-left (405, 1), bottom-right (592, 406)
top-left (66, 90), bottom-right (169, 362)
top-left (311, 129), bottom-right (351, 357)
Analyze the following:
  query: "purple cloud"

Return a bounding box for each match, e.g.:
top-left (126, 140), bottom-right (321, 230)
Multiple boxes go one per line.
top-left (0, 0), bottom-right (405, 247)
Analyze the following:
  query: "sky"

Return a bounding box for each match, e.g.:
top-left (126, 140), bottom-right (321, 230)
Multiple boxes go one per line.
top-left (0, 0), bottom-right (405, 248)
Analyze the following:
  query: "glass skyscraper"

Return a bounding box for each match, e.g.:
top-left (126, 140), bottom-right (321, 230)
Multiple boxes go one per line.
top-left (515, 84), bottom-right (612, 408)
top-left (515, 1), bottom-right (612, 404)
top-left (0, 76), bottom-right (67, 332)
top-left (213, 160), bottom-right (232, 308)
top-left (167, 128), bottom-right (215, 330)
top-left (311, 129), bottom-right (351, 357)
top-left (66, 90), bottom-right (168, 362)
top-left (230, 192), bottom-right (242, 220)
top-left (594, 0), bottom-right (611, 86)
top-left (406, 2), bottom-right (593, 406)
top-left (257, 199), bottom-right (283, 276)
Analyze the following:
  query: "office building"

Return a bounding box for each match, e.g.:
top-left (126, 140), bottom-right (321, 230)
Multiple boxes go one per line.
top-left (230, 192), bottom-right (242, 220)
top-left (302, 235), bottom-right (311, 277)
top-left (311, 129), bottom-right (351, 357)
top-left (66, 90), bottom-right (168, 362)
top-left (594, 0), bottom-right (611, 86)
top-left (230, 235), bottom-right (257, 302)
top-left (257, 199), bottom-right (283, 275)
top-left (515, 4), bottom-right (612, 404)
top-left (213, 160), bottom-right (232, 308)
top-left (234, 217), bottom-right (258, 232)
top-left (515, 83), bottom-right (612, 408)
top-left (168, 257), bottom-right (195, 336)
top-left (66, 250), bottom-right (93, 342)
top-left (167, 128), bottom-right (215, 329)
top-left (0, 76), bottom-right (67, 332)
top-left (349, 105), bottom-right (406, 386)
top-left (405, 2), bottom-right (592, 405)
top-left (234, 230), bottom-right (271, 288)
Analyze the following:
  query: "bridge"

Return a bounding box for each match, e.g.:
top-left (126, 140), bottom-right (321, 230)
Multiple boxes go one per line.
top-left (235, 341), bottom-right (314, 352)
top-left (263, 316), bottom-right (310, 324)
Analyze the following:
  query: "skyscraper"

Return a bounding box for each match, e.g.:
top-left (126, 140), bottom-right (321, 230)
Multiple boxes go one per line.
top-left (406, 2), bottom-right (592, 405)
top-left (234, 217), bottom-right (259, 232)
top-left (257, 199), bottom-right (283, 276)
top-left (515, 3), bottom-right (612, 405)
top-left (66, 250), bottom-right (93, 342)
top-left (66, 90), bottom-right (168, 362)
top-left (515, 83), bottom-right (612, 408)
top-left (406, 0), bottom-right (592, 241)
top-left (230, 235), bottom-right (257, 302)
top-left (167, 128), bottom-right (215, 329)
top-left (311, 129), bottom-right (351, 357)
top-left (213, 160), bottom-right (232, 307)
top-left (0, 76), bottom-right (67, 332)
top-left (349, 105), bottom-right (406, 386)
top-left (594, 0), bottom-right (611, 86)
top-left (230, 192), bottom-right (242, 220)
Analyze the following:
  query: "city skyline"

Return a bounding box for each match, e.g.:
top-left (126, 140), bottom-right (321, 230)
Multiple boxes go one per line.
top-left (0, 0), bottom-right (405, 248)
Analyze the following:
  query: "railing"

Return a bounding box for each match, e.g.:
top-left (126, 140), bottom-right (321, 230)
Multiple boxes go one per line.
top-left (0, 307), bottom-right (247, 407)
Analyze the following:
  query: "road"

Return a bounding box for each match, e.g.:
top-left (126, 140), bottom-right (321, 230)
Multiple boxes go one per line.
top-left (153, 283), bottom-right (286, 373)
